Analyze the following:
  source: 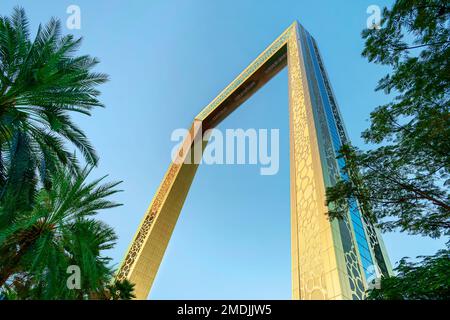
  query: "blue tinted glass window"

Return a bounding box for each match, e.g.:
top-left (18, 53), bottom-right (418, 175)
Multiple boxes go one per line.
top-left (305, 33), bottom-right (374, 281)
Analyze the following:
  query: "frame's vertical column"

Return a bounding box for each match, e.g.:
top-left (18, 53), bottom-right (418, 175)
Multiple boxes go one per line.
top-left (116, 121), bottom-right (203, 299)
top-left (287, 22), bottom-right (344, 300)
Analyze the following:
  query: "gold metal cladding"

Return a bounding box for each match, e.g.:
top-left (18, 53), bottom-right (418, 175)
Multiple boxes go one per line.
top-left (288, 25), bottom-right (345, 299)
top-left (118, 21), bottom-right (368, 299)
top-left (115, 121), bottom-right (203, 299)
top-left (195, 22), bottom-right (295, 122)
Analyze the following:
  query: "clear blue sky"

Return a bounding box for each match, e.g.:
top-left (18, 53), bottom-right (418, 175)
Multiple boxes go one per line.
top-left (2, 0), bottom-right (447, 299)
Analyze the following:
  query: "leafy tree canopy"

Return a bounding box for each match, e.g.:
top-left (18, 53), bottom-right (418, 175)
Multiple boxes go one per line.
top-left (0, 7), bottom-right (134, 300)
top-left (367, 244), bottom-right (450, 300)
top-left (0, 7), bottom-right (108, 220)
top-left (326, 0), bottom-right (449, 300)
top-left (326, 0), bottom-right (449, 238)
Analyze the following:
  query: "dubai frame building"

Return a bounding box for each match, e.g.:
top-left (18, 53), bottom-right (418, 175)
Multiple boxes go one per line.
top-left (116, 21), bottom-right (392, 300)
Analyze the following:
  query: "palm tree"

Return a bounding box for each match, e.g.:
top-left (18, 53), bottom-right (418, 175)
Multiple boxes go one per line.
top-left (0, 7), bottom-right (108, 222)
top-left (0, 166), bottom-right (122, 299)
top-left (107, 279), bottom-right (136, 300)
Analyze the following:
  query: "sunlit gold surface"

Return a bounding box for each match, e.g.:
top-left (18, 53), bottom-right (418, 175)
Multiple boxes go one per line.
top-left (117, 21), bottom-right (386, 300)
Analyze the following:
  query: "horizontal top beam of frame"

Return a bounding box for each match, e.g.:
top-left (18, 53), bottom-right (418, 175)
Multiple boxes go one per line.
top-left (195, 21), bottom-right (298, 130)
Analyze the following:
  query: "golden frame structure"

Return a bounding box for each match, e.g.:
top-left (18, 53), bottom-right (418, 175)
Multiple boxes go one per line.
top-left (116, 21), bottom-right (391, 300)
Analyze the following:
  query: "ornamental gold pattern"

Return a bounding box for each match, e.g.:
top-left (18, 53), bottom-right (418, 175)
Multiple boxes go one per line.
top-left (117, 21), bottom-right (392, 300)
top-left (287, 27), bottom-right (330, 298)
top-left (116, 162), bottom-right (181, 282)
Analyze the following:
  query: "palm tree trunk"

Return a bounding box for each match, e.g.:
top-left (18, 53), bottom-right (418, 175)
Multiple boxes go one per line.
top-left (0, 265), bottom-right (17, 287)
top-left (0, 234), bottom-right (37, 287)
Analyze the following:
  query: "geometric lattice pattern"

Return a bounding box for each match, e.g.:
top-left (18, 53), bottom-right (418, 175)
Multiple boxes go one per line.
top-left (117, 21), bottom-right (392, 299)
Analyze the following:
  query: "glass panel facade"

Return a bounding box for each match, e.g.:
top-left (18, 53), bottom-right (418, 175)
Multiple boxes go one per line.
top-left (303, 31), bottom-right (375, 281)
